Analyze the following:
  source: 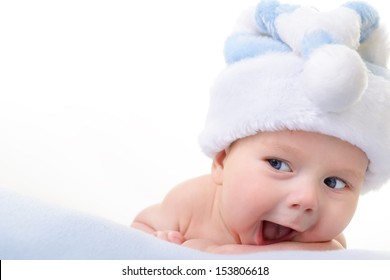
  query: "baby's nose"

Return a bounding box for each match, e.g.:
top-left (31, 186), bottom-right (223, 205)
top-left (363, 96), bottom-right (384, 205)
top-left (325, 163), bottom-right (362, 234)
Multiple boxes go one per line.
top-left (287, 182), bottom-right (319, 214)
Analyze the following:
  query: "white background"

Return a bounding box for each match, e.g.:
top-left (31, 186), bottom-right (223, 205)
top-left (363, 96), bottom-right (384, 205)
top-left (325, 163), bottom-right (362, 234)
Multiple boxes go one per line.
top-left (1, 0), bottom-right (390, 251)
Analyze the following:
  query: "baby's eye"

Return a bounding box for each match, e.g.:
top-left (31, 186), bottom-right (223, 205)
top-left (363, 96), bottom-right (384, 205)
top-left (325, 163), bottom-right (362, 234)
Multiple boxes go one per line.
top-left (268, 159), bottom-right (291, 172)
top-left (323, 177), bottom-right (347, 189)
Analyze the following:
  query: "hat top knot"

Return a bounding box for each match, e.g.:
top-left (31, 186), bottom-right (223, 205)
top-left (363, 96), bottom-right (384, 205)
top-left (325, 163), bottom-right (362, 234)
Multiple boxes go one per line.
top-left (225, 0), bottom-right (382, 112)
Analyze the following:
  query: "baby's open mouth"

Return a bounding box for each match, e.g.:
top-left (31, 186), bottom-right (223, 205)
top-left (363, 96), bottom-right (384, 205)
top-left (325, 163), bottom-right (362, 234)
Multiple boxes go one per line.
top-left (259, 221), bottom-right (296, 245)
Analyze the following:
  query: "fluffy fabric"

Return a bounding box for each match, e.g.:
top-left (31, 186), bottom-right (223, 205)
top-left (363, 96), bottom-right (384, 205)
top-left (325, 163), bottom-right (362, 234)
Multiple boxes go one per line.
top-left (225, 34), bottom-right (290, 64)
top-left (344, 1), bottom-right (379, 43)
top-left (275, 6), bottom-right (362, 52)
top-left (302, 44), bottom-right (367, 112)
top-left (199, 0), bottom-right (390, 193)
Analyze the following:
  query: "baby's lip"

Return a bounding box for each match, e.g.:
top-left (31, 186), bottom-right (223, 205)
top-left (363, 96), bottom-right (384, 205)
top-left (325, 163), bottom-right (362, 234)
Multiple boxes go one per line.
top-left (257, 220), bottom-right (298, 245)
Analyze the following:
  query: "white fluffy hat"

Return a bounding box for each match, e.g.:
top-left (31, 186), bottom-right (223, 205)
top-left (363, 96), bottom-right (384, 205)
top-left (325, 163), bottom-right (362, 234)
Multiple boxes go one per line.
top-left (199, 0), bottom-right (390, 193)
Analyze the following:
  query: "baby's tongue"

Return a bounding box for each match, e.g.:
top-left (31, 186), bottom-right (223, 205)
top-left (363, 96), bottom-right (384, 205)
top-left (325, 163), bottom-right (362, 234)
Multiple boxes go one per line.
top-left (263, 221), bottom-right (291, 241)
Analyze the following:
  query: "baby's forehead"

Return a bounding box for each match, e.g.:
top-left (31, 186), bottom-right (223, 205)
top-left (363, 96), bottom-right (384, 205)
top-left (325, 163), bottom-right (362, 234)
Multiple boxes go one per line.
top-left (243, 130), bottom-right (339, 144)
top-left (243, 130), bottom-right (367, 162)
top-left (250, 130), bottom-right (349, 144)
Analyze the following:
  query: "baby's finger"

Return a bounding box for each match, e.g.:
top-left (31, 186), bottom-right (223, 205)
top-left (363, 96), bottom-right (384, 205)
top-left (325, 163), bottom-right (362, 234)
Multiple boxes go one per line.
top-left (155, 231), bottom-right (169, 241)
top-left (168, 231), bottom-right (185, 244)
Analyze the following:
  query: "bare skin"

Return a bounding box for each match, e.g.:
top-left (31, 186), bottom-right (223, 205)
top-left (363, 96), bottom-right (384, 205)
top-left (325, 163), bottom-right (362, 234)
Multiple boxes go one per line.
top-left (132, 131), bottom-right (367, 254)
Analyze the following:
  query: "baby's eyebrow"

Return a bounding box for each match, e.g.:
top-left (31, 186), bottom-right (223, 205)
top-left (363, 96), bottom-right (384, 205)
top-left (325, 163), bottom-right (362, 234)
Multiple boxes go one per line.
top-left (265, 143), bottom-right (302, 156)
top-left (339, 168), bottom-right (366, 182)
top-left (339, 157), bottom-right (370, 182)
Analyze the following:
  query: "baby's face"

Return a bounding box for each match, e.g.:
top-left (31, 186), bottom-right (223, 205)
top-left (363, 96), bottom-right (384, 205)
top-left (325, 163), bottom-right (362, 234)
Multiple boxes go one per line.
top-left (216, 130), bottom-right (368, 245)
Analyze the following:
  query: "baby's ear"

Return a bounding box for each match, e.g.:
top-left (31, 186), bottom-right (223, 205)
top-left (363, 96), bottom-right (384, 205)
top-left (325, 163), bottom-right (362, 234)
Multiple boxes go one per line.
top-left (211, 150), bottom-right (227, 185)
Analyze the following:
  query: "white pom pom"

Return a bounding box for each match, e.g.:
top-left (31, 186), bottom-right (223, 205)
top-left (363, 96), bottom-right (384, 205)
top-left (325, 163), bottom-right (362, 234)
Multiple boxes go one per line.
top-left (303, 45), bottom-right (368, 112)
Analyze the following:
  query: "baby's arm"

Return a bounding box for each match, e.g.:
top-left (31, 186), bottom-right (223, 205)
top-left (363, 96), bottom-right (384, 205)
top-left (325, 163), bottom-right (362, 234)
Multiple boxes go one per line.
top-left (335, 233), bottom-right (346, 248)
top-left (131, 180), bottom-right (196, 244)
top-left (182, 238), bottom-right (344, 254)
top-left (132, 203), bottom-right (185, 244)
top-left (132, 206), bottom-right (184, 244)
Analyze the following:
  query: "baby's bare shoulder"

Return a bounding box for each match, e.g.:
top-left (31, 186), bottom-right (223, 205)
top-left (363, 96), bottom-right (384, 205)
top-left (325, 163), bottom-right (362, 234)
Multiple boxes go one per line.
top-left (132, 175), bottom-right (214, 233)
top-left (162, 175), bottom-right (214, 209)
top-left (169, 175), bottom-right (213, 195)
top-left (167, 175), bottom-right (215, 235)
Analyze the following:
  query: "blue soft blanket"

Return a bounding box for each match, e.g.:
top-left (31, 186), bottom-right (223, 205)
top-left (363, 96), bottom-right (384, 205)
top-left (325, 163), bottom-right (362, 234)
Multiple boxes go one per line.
top-left (1, 186), bottom-right (389, 260)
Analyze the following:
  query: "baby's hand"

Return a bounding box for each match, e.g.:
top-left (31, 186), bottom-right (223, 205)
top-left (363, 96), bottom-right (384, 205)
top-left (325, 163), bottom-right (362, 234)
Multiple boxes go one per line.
top-left (154, 230), bottom-right (185, 245)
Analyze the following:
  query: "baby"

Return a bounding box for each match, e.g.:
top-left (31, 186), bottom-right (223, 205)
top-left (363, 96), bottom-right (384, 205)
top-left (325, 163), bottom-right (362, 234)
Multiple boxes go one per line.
top-left (132, 0), bottom-right (390, 254)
